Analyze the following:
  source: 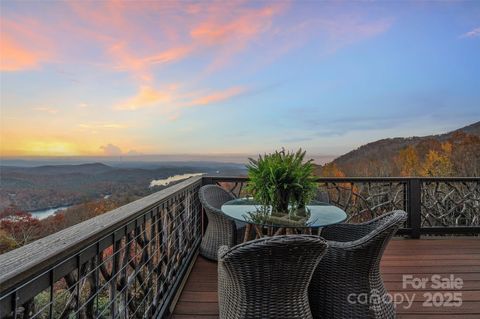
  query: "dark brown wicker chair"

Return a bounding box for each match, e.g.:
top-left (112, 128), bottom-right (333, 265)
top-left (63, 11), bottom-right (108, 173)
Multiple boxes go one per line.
top-left (199, 185), bottom-right (239, 261)
top-left (218, 235), bottom-right (329, 319)
top-left (309, 210), bottom-right (407, 319)
top-left (315, 189), bottom-right (330, 203)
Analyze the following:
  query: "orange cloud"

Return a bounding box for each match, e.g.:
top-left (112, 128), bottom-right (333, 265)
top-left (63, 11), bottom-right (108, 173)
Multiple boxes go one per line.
top-left (0, 35), bottom-right (40, 71)
top-left (115, 84), bottom-right (245, 120)
top-left (190, 3), bottom-right (288, 72)
top-left (0, 18), bottom-right (51, 71)
top-left (116, 86), bottom-right (173, 110)
top-left (190, 86), bottom-right (245, 106)
top-left (147, 46), bottom-right (192, 65)
top-left (65, 1), bottom-right (196, 84)
top-left (109, 43), bottom-right (192, 83)
top-left (191, 5), bottom-right (279, 44)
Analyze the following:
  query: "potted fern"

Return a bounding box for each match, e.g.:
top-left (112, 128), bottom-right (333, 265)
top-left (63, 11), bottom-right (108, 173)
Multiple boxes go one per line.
top-left (246, 149), bottom-right (317, 220)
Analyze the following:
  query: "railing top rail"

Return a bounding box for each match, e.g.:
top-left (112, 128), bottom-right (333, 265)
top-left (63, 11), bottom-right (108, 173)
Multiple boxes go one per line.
top-left (205, 176), bottom-right (480, 182)
top-left (0, 176), bottom-right (202, 294)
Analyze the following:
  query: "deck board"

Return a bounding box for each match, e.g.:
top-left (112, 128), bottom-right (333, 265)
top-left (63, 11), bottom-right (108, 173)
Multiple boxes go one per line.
top-left (171, 239), bottom-right (480, 318)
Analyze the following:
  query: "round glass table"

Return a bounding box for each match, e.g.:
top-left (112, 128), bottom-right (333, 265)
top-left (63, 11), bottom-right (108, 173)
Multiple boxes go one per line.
top-left (221, 198), bottom-right (347, 242)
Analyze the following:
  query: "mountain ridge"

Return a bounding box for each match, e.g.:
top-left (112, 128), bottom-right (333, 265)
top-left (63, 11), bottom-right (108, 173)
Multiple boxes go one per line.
top-left (325, 121), bottom-right (480, 176)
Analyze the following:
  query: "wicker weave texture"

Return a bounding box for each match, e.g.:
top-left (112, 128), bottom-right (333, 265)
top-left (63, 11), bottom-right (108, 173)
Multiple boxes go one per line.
top-left (315, 190), bottom-right (330, 203)
top-left (309, 210), bottom-right (407, 319)
top-left (218, 235), bottom-right (328, 319)
top-left (199, 185), bottom-right (238, 261)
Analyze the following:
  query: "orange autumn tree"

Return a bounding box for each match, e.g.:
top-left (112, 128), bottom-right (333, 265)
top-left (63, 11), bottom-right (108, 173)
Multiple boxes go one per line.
top-left (421, 142), bottom-right (454, 176)
top-left (396, 145), bottom-right (421, 176)
top-left (320, 163), bottom-right (346, 177)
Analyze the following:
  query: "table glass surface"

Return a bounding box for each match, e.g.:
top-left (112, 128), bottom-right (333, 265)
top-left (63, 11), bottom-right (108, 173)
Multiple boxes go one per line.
top-left (221, 198), bottom-right (347, 228)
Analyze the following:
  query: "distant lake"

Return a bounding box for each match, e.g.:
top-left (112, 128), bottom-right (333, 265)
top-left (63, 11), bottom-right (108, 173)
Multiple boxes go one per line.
top-left (150, 173), bottom-right (203, 188)
top-left (28, 174), bottom-right (203, 219)
top-left (30, 205), bottom-right (72, 220)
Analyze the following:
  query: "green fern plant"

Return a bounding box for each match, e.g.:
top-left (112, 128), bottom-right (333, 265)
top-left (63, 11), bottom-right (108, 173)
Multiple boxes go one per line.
top-left (246, 149), bottom-right (317, 215)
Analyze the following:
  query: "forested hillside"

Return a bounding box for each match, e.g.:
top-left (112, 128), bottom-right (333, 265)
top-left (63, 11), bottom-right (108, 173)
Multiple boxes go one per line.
top-left (0, 162), bottom-right (246, 211)
top-left (0, 162), bottom-right (246, 253)
top-left (317, 121), bottom-right (480, 177)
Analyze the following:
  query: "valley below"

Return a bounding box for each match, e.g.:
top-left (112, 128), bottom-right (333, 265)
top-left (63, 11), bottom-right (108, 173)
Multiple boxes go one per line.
top-left (0, 161), bottom-right (246, 213)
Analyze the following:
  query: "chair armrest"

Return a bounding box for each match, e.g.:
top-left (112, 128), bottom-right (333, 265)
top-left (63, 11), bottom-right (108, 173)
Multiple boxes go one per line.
top-left (326, 211), bottom-right (406, 249)
top-left (218, 245), bottom-right (230, 260)
top-left (321, 211), bottom-right (401, 242)
top-left (321, 223), bottom-right (372, 242)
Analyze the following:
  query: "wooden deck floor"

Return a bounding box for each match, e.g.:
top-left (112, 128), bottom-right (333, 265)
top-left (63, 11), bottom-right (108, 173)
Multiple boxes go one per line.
top-left (171, 239), bottom-right (480, 318)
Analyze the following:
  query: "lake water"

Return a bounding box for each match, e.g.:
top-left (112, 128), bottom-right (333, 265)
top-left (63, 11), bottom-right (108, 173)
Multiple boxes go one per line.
top-left (150, 173), bottom-right (203, 188)
top-left (30, 205), bottom-right (72, 220)
top-left (28, 174), bottom-right (202, 219)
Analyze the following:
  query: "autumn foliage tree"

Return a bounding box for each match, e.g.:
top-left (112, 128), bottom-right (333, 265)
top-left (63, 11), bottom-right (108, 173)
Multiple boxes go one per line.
top-left (0, 212), bottom-right (40, 249)
top-left (320, 163), bottom-right (346, 177)
top-left (421, 142), bottom-right (454, 177)
top-left (396, 146), bottom-right (421, 176)
top-left (449, 132), bottom-right (480, 176)
top-left (0, 229), bottom-right (17, 253)
top-left (0, 198), bottom-right (125, 254)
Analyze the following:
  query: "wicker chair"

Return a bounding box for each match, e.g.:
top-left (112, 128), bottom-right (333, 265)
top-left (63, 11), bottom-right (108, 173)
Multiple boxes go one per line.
top-left (218, 235), bottom-right (329, 319)
top-left (309, 210), bottom-right (407, 319)
top-left (199, 185), bottom-right (240, 261)
top-left (315, 189), bottom-right (330, 203)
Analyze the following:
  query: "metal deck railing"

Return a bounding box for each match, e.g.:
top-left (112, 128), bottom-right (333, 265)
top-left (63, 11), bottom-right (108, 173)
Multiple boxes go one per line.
top-left (0, 176), bottom-right (478, 318)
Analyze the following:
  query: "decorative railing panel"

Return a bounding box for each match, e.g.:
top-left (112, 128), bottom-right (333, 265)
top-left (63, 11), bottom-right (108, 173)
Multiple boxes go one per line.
top-left (0, 177), bottom-right (202, 319)
top-left (207, 177), bottom-right (407, 223)
top-left (320, 180), bottom-right (407, 223)
top-left (206, 176), bottom-right (479, 237)
top-left (421, 179), bottom-right (480, 227)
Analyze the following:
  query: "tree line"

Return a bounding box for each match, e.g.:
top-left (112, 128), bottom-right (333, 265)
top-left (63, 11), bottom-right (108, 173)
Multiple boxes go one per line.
top-left (319, 131), bottom-right (480, 177)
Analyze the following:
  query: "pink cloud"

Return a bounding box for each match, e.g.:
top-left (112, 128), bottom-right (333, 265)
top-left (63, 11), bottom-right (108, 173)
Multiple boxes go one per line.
top-left (116, 86), bottom-right (174, 110)
top-left (0, 18), bottom-right (52, 71)
top-left (1, 0), bottom-right (394, 117)
top-left (189, 87), bottom-right (245, 106)
top-left (0, 35), bottom-right (41, 71)
top-left (190, 2), bottom-right (289, 73)
top-left (66, 1), bottom-right (194, 82)
top-left (108, 43), bottom-right (192, 83)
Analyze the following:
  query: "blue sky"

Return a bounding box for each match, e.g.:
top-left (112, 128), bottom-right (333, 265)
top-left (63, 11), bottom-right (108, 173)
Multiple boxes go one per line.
top-left (1, 0), bottom-right (479, 157)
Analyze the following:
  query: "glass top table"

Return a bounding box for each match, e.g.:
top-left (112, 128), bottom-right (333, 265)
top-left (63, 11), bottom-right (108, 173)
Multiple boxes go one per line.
top-left (221, 198), bottom-right (347, 229)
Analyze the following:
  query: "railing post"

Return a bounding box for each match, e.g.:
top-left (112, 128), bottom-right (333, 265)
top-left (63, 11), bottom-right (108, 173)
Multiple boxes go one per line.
top-left (408, 178), bottom-right (421, 239)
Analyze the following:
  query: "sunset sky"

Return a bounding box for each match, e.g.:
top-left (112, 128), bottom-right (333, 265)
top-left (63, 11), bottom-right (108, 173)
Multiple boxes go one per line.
top-left (1, 1), bottom-right (479, 158)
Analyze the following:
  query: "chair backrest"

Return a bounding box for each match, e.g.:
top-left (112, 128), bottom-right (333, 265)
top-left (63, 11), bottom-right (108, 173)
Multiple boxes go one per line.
top-left (198, 185), bottom-right (235, 212)
top-left (360, 210), bottom-right (407, 252)
top-left (315, 190), bottom-right (330, 203)
top-left (335, 211), bottom-right (407, 267)
top-left (218, 235), bottom-right (328, 319)
top-left (309, 211), bottom-right (407, 319)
